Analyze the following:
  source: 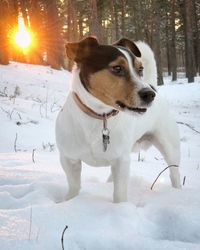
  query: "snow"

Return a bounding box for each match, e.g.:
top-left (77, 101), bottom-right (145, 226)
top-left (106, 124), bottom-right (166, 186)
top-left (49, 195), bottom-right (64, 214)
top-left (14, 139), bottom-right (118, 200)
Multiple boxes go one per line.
top-left (0, 62), bottom-right (200, 250)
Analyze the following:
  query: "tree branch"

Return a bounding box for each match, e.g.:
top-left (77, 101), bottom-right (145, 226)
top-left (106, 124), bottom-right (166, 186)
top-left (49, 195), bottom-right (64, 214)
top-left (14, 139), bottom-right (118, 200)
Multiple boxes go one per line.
top-left (151, 165), bottom-right (179, 190)
top-left (61, 225), bottom-right (68, 250)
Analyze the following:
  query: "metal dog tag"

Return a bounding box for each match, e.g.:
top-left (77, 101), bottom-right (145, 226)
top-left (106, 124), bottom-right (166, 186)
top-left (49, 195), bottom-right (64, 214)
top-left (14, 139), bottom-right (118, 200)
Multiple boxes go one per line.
top-left (102, 113), bottom-right (110, 152)
top-left (102, 129), bottom-right (110, 152)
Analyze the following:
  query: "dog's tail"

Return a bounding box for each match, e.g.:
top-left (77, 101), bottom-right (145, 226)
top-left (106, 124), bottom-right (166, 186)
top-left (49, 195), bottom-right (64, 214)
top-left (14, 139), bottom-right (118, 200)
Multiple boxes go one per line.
top-left (136, 41), bottom-right (157, 87)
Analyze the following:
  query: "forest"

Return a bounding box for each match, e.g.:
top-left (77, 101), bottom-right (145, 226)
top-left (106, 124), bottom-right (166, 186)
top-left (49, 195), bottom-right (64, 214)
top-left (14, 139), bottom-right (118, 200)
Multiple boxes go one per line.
top-left (0, 0), bottom-right (199, 84)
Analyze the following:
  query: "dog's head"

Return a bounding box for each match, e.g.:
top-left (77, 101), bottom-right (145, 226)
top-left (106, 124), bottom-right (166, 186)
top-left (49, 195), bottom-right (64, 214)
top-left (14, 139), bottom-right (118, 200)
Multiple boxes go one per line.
top-left (65, 36), bottom-right (156, 114)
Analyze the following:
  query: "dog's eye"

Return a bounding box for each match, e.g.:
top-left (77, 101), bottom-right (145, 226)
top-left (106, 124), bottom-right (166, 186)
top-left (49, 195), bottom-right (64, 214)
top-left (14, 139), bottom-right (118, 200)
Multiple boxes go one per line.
top-left (138, 67), bottom-right (143, 77)
top-left (110, 65), bottom-right (125, 76)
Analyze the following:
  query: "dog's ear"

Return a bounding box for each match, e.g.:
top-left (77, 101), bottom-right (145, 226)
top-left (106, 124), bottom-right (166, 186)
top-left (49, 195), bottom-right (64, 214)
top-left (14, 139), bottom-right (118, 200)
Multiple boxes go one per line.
top-left (65, 36), bottom-right (99, 63)
top-left (113, 38), bottom-right (141, 58)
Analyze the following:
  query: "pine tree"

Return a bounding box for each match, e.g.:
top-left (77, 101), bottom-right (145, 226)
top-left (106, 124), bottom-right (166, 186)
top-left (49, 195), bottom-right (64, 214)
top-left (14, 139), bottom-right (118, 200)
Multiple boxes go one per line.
top-left (151, 0), bottom-right (164, 85)
top-left (0, 0), bottom-right (9, 65)
top-left (180, 0), bottom-right (196, 82)
top-left (46, 0), bottom-right (63, 69)
top-left (171, 0), bottom-right (177, 81)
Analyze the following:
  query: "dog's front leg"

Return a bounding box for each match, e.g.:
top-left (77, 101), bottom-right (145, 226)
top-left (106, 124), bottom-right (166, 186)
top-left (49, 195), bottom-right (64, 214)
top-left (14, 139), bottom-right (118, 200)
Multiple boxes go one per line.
top-left (111, 157), bottom-right (130, 203)
top-left (60, 154), bottom-right (82, 200)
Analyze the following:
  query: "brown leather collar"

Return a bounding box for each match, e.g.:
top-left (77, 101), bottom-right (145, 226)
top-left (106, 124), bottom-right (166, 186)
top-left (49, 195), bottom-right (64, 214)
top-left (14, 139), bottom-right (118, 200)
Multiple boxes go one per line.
top-left (72, 91), bottom-right (119, 120)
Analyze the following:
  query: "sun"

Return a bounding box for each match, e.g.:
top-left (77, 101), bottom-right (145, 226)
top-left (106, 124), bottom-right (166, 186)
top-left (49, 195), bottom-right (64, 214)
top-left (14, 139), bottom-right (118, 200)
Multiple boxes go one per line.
top-left (13, 16), bottom-right (32, 49)
top-left (14, 29), bottom-right (31, 48)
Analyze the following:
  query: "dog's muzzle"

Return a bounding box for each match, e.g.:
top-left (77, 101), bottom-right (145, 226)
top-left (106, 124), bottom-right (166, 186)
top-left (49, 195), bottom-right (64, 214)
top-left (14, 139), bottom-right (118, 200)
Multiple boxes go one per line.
top-left (116, 87), bottom-right (156, 114)
top-left (138, 88), bottom-right (156, 104)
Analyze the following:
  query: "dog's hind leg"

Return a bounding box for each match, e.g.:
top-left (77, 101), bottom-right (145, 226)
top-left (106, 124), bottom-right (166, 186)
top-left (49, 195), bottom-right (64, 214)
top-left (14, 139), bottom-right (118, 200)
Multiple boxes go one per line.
top-left (60, 154), bottom-right (82, 200)
top-left (152, 115), bottom-right (181, 189)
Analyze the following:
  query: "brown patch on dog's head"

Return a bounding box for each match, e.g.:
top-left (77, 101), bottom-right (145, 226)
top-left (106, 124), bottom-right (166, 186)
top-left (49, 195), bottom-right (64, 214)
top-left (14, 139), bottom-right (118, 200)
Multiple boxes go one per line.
top-left (88, 55), bottom-right (138, 110)
top-left (134, 59), bottom-right (143, 77)
top-left (65, 37), bottom-right (154, 112)
top-left (65, 36), bottom-right (99, 63)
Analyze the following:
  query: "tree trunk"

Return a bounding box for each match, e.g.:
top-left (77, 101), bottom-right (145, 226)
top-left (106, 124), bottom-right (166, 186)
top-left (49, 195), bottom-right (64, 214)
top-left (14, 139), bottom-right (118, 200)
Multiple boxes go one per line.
top-left (46, 0), bottom-right (63, 70)
top-left (78, 17), bottom-right (83, 39)
top-left (193, 0), bottom-right (200, 74)
top-left (28, 0), bottom-right (44, 65)
top-left (110, 0), bottom-right (116, 42)
top-left (180, 0), bottom-right (196, 82)
top-left (165, 12), bottom-right (171, 76)
top-left (151, 0), bottom-right (164, 85)
top-left (89, 0), bottom-right (103, 43)
top-left (113, 0), bottom-right (119, 41)
top-left (171, 0), bottom-right (177, 81)
top-left (121, 0), bottom-right (125, 37)
top-left (68, 0), bottom-right (79, 41)
top-left (0, 0), bottom-right (9, 65)
top-left (20, 0), bottom-right (29, 27)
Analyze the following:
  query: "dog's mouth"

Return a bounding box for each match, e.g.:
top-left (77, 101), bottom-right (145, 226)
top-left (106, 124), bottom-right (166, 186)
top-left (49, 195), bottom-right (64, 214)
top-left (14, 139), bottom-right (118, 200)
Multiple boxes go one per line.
top-left (116, 101), bottom-right (147, 113)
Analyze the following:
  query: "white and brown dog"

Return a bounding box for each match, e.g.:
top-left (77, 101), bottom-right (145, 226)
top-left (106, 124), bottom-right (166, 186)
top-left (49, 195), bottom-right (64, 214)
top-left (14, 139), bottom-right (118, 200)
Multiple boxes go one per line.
top-left (56, 37), bottom-right (181, 203)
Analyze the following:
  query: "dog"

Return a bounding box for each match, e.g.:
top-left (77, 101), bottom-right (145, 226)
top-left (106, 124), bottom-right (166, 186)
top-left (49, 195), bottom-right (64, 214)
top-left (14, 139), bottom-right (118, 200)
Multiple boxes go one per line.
top-left (56, 36), bottom-right (181, 203)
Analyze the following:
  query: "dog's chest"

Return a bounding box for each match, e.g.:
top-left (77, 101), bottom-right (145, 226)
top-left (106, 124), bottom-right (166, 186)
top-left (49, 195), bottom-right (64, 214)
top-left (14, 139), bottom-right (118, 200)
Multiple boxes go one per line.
top-left (83, 124), bottom-right (131, 164)
top-left (56, 105), bottom-right (133, 165)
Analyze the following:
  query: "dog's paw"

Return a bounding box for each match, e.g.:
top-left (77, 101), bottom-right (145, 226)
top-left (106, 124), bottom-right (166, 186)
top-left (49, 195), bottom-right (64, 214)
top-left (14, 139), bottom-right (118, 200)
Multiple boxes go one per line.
top-left (65, 190), bottom-right (79, 201)
top-left (172, 182), bottom-right (182, 189)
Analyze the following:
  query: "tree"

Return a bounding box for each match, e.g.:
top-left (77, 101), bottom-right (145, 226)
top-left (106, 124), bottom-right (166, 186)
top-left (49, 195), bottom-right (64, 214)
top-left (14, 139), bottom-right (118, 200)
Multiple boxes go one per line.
top-left (170, 0), bottom-right (177, 81)
top-left (165, 10), bottom-right (172, 76)
top-left (111, 0), bottom-right (119, 41)
top-left (120, 0), bottom-right (126, 37)
top-left (46, 0), bottom-right (63, 69)
top-left (28, 0), bottom-right (44, 64)
top-left (0, 0), bottom-right (9, 65)
top-left (66, 0), bottom-right (79, 41)
top-left (180, 0), bottom-right (196, 82)
top-left (89, 0), bottom-right (104, 42)
top-left (151, 0), bottom-right (164, 85)
top-left (193, 0), bottom-right (200, 74)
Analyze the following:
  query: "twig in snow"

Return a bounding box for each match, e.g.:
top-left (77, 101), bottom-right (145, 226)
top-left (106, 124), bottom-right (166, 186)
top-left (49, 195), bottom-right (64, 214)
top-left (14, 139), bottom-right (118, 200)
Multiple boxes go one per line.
top-left (45, 86), bottom-right (49, 118)
top-left (32, 149), bottom-right (36, 163)
top-left (48, 142), bottom-right (55, 152)
top-left (39, 103), bottom-right (44, 118)
top-left (0, 87), bottom-right (8, 97)
top-left (138, 150), bottom-right (141, 162)
top-left (50, 101), bottom-right (61, 113)
top-left (17, 112), bottom-right (22, 120)
top-left (39, 102), bottom-right (49, 118)
top-left (14, 133), bottom-right (18, 152)
top-left (0, 107), bottom-right (16, 120)
top-left (151, 165), bottom-right (179, 190)
top-left (177, 121), bottom-right (200, 134)
top-left (29, 206), bottom-right (33, 240)
top-left (42, 142), bottom-right (55, 152)
top-left (183, 176), bottom-right (186, 186)
top-left (16, 120), bottom-right (39, 126)
top-left (36, 228), bottom-right (40, 242)
top-left (61, 225), bottom-right (68, 250)
top-left (31, 97), bottom-right (42, 103)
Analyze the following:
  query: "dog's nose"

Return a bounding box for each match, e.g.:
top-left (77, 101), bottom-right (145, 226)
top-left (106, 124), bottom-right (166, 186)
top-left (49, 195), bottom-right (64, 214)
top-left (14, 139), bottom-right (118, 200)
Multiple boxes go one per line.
top-left (138, 88), bottom-right (156, 104)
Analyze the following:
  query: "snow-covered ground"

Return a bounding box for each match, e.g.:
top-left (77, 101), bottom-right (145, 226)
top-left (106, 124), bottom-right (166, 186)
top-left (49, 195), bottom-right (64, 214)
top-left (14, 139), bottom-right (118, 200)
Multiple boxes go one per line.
top-left (0, 62), bottom-right (200, 250)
